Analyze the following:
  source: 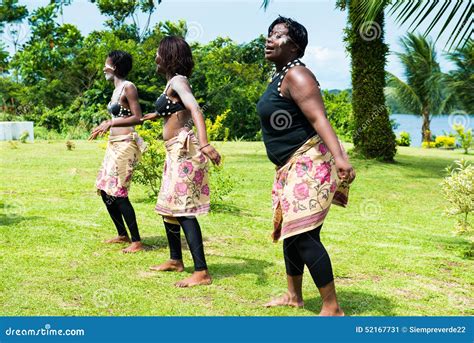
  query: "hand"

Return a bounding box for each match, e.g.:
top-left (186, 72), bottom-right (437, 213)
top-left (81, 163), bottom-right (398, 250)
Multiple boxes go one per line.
top-left (201, 144), bottom-right (221, 165)
top-left (88, 120), bottom-right (111, 140)
top-left (141, 113), bottom-right (159, 122)
top-left (335, 157), bottom-right (355, 184)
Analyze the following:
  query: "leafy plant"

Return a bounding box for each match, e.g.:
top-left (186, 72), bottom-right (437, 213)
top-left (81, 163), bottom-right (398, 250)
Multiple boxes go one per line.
top-left (441, 159), bottom-right (473, 235)
top-left (453, 124), bottom-right (473, 154)
top-left (19, 130), bottom-right (29, 143)
top-left (395, 131), bottom-right (410, 147)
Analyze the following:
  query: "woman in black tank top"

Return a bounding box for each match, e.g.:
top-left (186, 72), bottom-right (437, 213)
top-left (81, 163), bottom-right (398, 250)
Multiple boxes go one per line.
top-left (257, 16), bottom-right (355, 316)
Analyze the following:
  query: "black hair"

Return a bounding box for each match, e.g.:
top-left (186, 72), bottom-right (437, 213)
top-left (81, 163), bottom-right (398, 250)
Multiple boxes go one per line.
top-left (268, 16), bottom-right (308, 58)
top-left (158, 36), bottom-right (194, 77)
top-left (107, 50), bottom-right (133, 78)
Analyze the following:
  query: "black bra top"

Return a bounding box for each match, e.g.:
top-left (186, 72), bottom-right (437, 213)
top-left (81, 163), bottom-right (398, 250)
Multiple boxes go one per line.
top-left (154, 75), bottom-right (186, 116)
top-left (108, 82), bottom-right (132, 118)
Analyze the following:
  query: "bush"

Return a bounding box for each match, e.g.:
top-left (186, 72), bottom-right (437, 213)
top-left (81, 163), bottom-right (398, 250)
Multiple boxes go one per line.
top-left (453, 124), bottom-right (472, 154)
top-left (441, 159), bottom-right (473, 235)
top-left (19, 130), bottom-right (29, 143)
top-left (208, 157), bottom-right (236, 205)
top-left (323, 90), bottom-right (353, 142)
top-left (132, 121), bottom-right (166, 198)
top-left (421, 141), bottom-right (436, 149)
top-left (435, 135), bottom-right (456, 149)
top-left (396, 131), bottom-right (411, 146)
top-left (205, 109), bottom-right (230, 141)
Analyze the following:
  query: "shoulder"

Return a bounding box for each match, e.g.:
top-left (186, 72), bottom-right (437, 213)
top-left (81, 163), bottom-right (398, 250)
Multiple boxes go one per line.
top-left (124, 81), bottom-right (138, 93)
top-left (285, 66), bottom-right (320, 90)
top-left (170, 75), bottom-right (191, 92)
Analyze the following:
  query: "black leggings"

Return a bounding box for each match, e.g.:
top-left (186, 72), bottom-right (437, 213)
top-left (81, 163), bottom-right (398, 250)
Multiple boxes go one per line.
top-left (100, 190), bottom-right (141, 242)
top-left (283, 225), bottom-right (334, 288)
top-left (163, 216), bottom-right (208, 271)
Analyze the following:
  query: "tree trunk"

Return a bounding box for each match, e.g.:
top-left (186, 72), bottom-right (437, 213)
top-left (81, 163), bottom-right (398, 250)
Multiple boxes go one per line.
top-left (421, 109), bottom-right (431, 143)
top-left (348, 0), bottom-right (396, 161)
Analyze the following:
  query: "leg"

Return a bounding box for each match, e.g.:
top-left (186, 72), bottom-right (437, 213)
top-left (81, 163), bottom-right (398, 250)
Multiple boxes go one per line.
top-left (174, 216), bottom-right (212, 287)
top-left (100, 190), bottom-right (130, 243)
top-left (297, 225), bottom-right (344, 316)
top-left (264, 235), bottom-right (304, 307)
top-left (115, 196), bottom-right (144, 253)
top-left (150, 219), bottom-right (184, 272)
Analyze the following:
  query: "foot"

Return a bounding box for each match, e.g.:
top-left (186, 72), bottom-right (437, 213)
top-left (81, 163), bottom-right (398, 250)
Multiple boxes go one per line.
top-left (175, 270), bottom-right (212, 288)
top-left (105, 235), bottom-right (131, 244)
top-left (264, 293), bottom-right (304, 308)
top-left (149, 259), bottom-right (184, 272)
top-left (319, 305), bottom-right (345, 316)
top-left (122, 241), bottom-right (144, 253)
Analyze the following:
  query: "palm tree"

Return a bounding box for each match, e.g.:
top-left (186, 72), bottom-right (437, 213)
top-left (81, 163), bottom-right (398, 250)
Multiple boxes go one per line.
top-left (351, 0), bottom-right (473, 51)
top-left (445, 39), bottom-right (474, 115)
top-left (386, 33), bottom-right (445, 143)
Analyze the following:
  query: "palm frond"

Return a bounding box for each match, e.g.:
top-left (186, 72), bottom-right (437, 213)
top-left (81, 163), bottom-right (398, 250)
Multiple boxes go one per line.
top-left (386, 71), bottom-right (423, 115)
top-left (388, 0), bottom-right (474, 51)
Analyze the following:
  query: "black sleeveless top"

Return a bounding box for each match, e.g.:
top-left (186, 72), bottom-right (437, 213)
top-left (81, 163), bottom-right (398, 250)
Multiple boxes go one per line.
top-left (154, 75), bottom-right (186, 116)
top-left (256, 59), bottom-right (317, 166)
top-left (107, 82), bottom-right (132, 118)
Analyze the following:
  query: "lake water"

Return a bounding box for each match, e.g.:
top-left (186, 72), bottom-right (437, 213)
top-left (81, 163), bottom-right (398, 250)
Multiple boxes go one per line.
top-left (390, 113), bottom-right (473, 147)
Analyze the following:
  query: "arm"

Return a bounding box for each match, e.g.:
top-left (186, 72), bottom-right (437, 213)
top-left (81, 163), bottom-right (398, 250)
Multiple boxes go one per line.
top-left (89, 83), bottom-right (142, 140)
top-left (284, 67), bottom-right (355, 183)
top-left (172, 76), bottom-right (221, 165)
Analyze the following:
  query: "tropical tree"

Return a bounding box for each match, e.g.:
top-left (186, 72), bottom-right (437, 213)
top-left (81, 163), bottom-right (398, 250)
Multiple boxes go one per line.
top-left (386, 33), bottom-right (446, 143)
top-left (445, 40), bottom-right (474, 115)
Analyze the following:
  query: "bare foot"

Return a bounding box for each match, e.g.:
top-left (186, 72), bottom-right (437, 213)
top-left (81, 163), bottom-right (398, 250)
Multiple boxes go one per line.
top-left (149, 259), bottom-right (184, 272)
top-left (319, 306), bottom-right (345, 316)
top-left (122, 242), bottom-right (144, 253)
top-left (175, 270), bottom-right (212, 287)
top-left (264, 293), bottom-right (304, 308)
top-left (105, 236), bottom-right (131, 244)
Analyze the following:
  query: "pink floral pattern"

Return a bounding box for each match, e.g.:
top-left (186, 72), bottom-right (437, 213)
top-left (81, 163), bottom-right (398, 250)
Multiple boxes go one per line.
top-left (96, 133), bottom-right (143, 198)
top-left (271, 136), bottom-right (350, 242)
top-left (155, 129), bottom-right (210, 217)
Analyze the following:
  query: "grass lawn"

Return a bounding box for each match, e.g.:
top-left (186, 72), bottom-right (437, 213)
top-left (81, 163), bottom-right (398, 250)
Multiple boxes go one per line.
top-left (0, 140), bottom-right (472, 316)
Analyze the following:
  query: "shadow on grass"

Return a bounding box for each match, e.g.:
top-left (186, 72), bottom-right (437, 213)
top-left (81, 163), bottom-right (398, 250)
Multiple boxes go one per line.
top-left (0, 214), bottom-right (43, 226)
top-left (303, 290), bottom-right (396, 316)
top-left (200, 255), bottom-right (274, 284)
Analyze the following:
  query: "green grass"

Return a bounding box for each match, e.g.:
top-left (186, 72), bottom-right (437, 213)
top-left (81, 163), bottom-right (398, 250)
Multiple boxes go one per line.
top-left (0, 140), bottom-right (472, 316)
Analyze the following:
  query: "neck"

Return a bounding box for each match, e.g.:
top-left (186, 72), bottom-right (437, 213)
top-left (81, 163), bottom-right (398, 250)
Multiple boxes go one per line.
top-left (113, 77), bottom-right (125, 87)
top-left (275, 56), bottom-right (300, 71)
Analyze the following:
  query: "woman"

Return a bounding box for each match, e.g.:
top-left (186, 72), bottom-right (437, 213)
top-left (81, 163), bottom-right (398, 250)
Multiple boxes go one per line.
top-left (142, 36), bottom-right (221, 287)
top-left (90, 50), bottom-right (147, 253)
top-left (257, 17), bottom-right (355, 316)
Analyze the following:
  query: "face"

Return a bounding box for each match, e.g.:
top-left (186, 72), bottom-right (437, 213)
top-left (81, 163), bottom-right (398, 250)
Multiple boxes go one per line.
top-left (265, 23), bottom-right (296, 62)
top-left (155, 49), bottom-right (165, 75)
top-left (103, 57), bottom-right (115, 81)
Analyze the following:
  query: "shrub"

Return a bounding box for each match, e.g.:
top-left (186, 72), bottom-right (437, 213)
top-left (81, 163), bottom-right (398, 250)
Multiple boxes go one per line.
top-left (206, 109), bottom-right (230, 141)
top-left (434, 135), bottom-right (456, 149)
top-left (441, 159), bottom-right (473, 235)
top-left (132, 121), bottom-right (166, 198)
top-left (453, 124), bottom-right (472, 154)
top-left (208, 157), bottom-right (236, 205)
top-left (396, 131), bottom-right (411, 146)
top-left (19, 130), bottom-right (29, 143)
top-left (421, 141), bottom-right (436, 149)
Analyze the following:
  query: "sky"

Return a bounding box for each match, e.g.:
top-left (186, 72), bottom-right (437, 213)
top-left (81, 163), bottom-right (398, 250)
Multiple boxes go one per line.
top-left (2, 0), bottom-right (458, 90)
